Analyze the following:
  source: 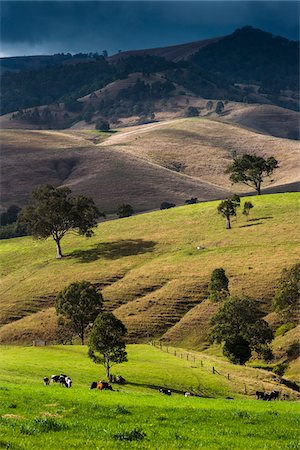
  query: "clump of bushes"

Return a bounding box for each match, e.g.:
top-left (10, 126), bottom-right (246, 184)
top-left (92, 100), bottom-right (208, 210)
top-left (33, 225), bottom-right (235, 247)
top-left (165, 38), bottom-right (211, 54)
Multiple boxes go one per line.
top-left (95, 119), bottom-right (110, 131)
top-left (160, 202), bottom-right (176, 210)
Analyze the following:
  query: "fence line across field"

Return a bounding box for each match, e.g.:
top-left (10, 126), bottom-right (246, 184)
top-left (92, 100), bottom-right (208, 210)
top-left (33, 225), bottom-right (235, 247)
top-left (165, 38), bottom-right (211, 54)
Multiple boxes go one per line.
top-left (149, 340), bottom-right (247, 394)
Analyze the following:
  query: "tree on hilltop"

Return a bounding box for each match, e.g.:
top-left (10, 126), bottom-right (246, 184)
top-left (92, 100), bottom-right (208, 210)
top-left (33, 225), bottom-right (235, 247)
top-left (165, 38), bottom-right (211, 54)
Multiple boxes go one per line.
top-left (88, 312), bottom-right (128, 380)
top-left (226, 154), bottom-right (278, 195)
top-left (19, 184), bottom-right (103, 258)
top-left (217, 194), bottom-right (240, 229)
top-left (55, 281), bottom-right (103, 345)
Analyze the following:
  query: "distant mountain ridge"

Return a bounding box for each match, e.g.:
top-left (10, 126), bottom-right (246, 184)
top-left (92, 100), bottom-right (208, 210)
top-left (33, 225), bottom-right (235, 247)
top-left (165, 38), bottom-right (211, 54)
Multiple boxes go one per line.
top-left (0, 26), bottom-right (299, 121)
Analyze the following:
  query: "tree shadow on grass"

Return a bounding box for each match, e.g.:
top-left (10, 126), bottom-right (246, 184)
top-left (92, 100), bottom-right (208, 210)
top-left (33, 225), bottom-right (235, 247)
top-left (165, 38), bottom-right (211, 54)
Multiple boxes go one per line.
top-left (248, 216), bottom-right (273, 222)
top-left (70, 239), bottom-right (156, 263)
top-left (239, 222), bottom-right (263, 228)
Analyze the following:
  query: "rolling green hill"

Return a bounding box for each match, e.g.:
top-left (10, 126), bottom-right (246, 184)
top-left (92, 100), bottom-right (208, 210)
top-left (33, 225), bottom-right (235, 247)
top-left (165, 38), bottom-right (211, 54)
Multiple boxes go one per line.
top-left (0, 345), bottom-right (299, 450)
top-left (1, 193), bottom-right (299, 349)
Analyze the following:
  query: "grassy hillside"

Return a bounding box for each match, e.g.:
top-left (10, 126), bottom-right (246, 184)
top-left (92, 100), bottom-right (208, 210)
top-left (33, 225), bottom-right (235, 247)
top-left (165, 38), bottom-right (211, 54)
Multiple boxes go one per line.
top-left (1, 117), bottom-right (299, 212)
top-left (0, 193), bottom-right (299, 346)
top-left (103, 117), bottom-right (299, 192)
top-left (0, 125), bottom-right (229, 212)
top-left (219, 104), bottom-right (300, 140)
top-left (0, 345), bottom-right (299, 450)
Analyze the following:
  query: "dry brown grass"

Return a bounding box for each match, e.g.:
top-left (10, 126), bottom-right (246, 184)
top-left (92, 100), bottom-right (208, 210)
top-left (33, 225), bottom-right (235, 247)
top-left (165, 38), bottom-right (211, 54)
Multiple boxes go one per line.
top-left (101, 117), bottom-right (300, 191)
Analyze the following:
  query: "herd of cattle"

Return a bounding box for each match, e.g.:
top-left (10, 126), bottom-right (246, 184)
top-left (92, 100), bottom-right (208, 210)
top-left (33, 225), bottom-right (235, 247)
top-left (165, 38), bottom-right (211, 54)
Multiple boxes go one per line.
top-left (255, 390), bottom-right (280, 401)
top-left (43, 375), bottom-right (282, 400)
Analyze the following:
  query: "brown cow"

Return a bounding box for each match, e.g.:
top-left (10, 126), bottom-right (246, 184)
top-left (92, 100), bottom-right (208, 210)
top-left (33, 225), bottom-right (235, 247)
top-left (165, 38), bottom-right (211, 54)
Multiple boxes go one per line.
top-left (90, 381), bottom-right (113, 390)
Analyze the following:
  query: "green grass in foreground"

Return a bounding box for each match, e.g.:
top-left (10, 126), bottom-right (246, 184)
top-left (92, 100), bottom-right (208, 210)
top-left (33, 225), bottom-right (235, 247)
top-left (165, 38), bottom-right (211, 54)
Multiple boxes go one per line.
top-left (0, 345), bottom-right (299, 449)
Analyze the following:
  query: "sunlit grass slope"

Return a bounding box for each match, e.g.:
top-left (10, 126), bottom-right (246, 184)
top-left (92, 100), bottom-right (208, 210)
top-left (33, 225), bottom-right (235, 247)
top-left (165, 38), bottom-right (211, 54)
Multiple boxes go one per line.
top-left (0, 345), bottom-right (299, 450)
top-left (0, 193), bottom-right (299, 344)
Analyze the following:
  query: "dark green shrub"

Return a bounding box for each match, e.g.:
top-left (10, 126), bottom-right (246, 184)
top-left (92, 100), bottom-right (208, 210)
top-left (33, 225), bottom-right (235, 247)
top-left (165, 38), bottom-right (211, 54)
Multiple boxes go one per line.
top-left (113, 428), bottom-right (146, 441)
top-left (160, 202), bottom-right (176, 210)
top-left (208, 268), bottom-right (229, 301)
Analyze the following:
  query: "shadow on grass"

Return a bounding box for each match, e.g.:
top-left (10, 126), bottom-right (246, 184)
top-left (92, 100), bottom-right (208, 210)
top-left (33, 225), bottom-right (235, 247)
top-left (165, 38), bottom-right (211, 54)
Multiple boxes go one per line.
top-left (125, 381), bottom-right (213, 398)
top-left (239, 222), bottom-right (263, 228)
top-left (70, 239), bottom-right (156, 262)
top-left (248, 216), bottom-right (273, 222)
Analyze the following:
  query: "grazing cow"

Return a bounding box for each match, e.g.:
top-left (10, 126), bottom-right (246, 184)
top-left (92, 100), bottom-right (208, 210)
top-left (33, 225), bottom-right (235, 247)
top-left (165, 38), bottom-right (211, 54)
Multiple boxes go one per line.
top-left (59, 375), bottom-right (67, 386)
top-left (90, 381), bottom-right (98, 390)
top-left (64, 377), bottom-right (72, 388)
top-left (269, 391), bottom-right (280, 400)
top-left (263, 393), bottom-right (271, 401)
top-left (256, 391), bottom-right (265, 400)
top-left (51, 375), bottom-right (60, 383)
top-left (43, 377), bottom-right (50, 386)
top-left (159, 388), bottom-right (171, 396)
top-left (184, 392), bottom-right (191, 397)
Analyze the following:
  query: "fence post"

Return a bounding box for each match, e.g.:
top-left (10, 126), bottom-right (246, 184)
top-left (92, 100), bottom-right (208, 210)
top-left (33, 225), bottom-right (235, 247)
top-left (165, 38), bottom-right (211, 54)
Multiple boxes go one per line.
top-left (181, 354), bottom-right (183, 359)
top-left (212, 366), bottom-right (215, 374)
top-left (166, 347), bottom-right (169, 353)
top-left (174, 350), bottom-right (176, 356)
top-left (227, 373), bottom-right (230, 380)
top-left (186, 354), bottom-right (189, 361)
top-left (201, 360), bottom-right (203, 367)
top-left (244, 384), bottom-right (247, 394)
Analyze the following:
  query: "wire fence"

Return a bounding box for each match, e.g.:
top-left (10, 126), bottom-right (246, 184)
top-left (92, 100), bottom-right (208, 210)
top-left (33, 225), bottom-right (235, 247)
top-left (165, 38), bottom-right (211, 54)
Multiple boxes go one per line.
top-left (150, 340), bottom-right (249, 395)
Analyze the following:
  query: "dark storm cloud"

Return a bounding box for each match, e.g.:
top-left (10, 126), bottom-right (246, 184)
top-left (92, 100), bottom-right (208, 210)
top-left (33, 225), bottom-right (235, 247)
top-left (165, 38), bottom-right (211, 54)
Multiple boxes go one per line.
top-left (0, 1), bottom-right (299, 57)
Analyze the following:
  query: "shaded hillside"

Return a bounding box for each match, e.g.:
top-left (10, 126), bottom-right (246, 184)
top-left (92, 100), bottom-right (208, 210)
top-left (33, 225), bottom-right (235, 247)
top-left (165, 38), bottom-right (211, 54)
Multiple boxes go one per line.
top-left (219, 104), bottom-right (300, 140)
top-left (1, 27), bottom-right (298, 119)
top-left (0, 193), bottom-right (299, 347)
top-left (192, 26), bottom-right (299, 93)
top-left (109, 37), bottom-right (221, 62)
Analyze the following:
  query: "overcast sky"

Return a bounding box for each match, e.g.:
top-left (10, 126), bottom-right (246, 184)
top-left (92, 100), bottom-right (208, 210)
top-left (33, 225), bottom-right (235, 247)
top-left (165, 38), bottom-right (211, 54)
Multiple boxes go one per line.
top-left (1, 1), bottom-right (299, 57)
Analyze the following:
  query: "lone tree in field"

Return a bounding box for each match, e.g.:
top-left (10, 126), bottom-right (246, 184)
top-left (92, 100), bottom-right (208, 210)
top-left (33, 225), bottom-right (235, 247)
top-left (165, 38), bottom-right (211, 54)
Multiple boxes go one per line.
top-left (55, 281), bottom-right (103, 345)
top-left (88, 312), bottom-right (128, 380)
top-left (209, 297), bottom-right (273, 364)
top-left (117, 204), bottom-right (134, 218)
top-left (95, 118), bottom-right (110, 131)
top-left (208, 268), bottom-right (229, 302)
top-left (242, 201), bottom-right (254, 220)
top-left (215, 101), bottom-right (224, 114)
top-left (273, 262), bottom-right (300, 322)
top-left (19, 184), bottom-right (103, 258)
top-left (217, 194), bottom-right (240, 229)
top-left (226, 154), bottom-right (278, 195)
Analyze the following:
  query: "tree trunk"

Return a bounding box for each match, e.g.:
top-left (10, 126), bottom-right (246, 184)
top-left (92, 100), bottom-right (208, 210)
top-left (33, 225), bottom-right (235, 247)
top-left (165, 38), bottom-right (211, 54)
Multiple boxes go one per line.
top-left (226, 216), bottom-right (231, 229)
top-left (80, 333), bottom-right (84, 345)
top-left (256, 184), bottom-right (261, 195)
top-left (55, 239), bottom-right (63, 258)
top-left (105, 356), bottom-right (110, 380)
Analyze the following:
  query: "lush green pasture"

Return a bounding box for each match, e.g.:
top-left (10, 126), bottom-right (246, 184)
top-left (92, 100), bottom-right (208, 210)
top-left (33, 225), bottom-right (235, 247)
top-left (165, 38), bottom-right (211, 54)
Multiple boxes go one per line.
top-left (0, 345), bottom-right (299, 449)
